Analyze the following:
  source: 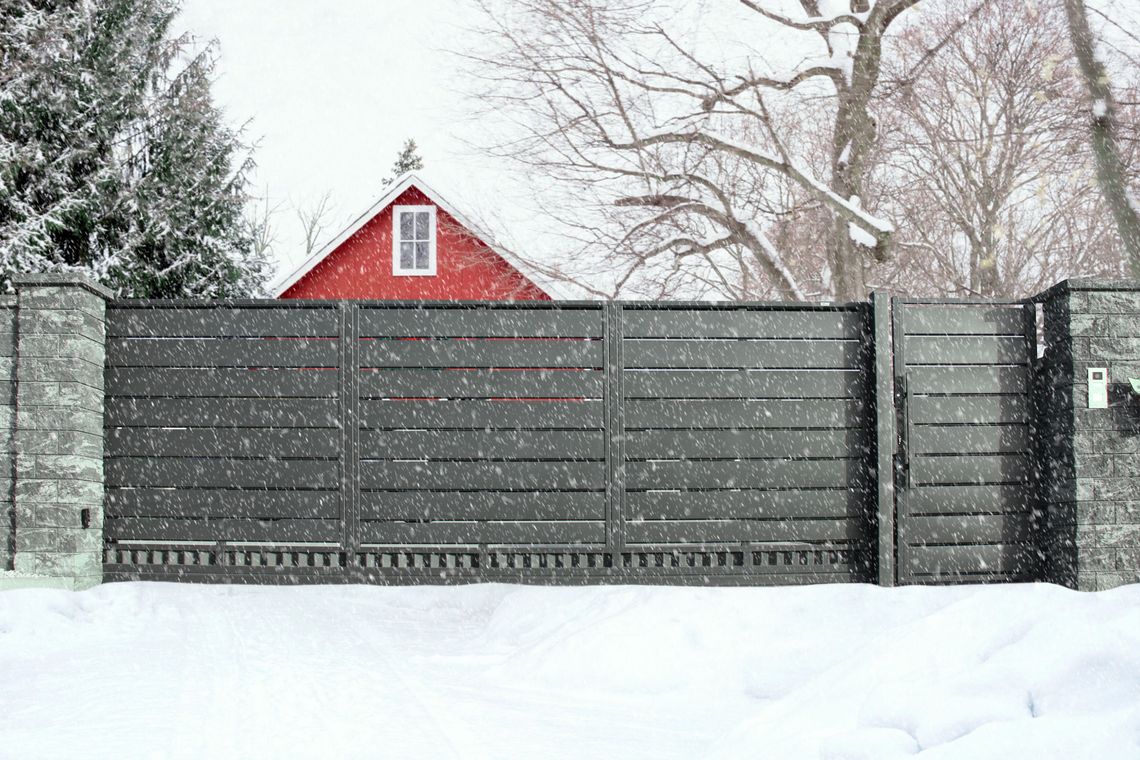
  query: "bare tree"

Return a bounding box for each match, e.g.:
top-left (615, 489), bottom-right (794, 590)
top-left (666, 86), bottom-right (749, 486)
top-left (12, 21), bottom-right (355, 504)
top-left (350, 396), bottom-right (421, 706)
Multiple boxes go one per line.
top-left (466, 0), bottom-right (927, 301)
top-left (1063, 0), bottom-right (1140, 277)
top-left (247, 191), bottom-right (281, 266)
top-left (872, 0), bottom-right (1127, 297)
top-left (296, 191), bottom-right (334, 258)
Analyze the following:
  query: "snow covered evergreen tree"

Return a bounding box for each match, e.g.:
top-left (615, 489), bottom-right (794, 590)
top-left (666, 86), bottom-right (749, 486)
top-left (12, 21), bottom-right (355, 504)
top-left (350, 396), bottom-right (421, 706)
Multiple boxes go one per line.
top-left (386, 138), bottom-right (424, 183)
top-left (0, 0), bottom-right (269, 296)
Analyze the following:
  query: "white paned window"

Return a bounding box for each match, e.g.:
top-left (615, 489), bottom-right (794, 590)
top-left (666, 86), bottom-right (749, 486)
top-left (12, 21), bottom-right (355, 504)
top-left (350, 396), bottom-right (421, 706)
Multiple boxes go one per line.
top-left (392, 205), bottom-right (437, 276)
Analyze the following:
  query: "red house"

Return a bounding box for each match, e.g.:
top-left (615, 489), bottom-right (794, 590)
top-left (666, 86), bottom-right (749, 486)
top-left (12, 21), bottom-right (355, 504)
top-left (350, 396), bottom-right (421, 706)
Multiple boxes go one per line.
top-left (273, 173), bottom-right (552, 300)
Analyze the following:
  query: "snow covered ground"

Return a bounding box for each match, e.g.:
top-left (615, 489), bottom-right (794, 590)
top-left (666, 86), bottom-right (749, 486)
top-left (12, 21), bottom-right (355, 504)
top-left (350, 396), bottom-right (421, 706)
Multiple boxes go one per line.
top-left (2, 582), bottom-right (1139, 759)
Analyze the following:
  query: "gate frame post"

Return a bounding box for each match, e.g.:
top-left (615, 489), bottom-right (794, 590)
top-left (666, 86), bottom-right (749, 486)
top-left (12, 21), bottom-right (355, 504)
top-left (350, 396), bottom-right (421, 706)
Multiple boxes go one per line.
top-left (871, 292), bottom-right (897, 587)
top-left (604, 301), bottom-right (625, 559)
top-left (341, 301), bottom-right (360, 578)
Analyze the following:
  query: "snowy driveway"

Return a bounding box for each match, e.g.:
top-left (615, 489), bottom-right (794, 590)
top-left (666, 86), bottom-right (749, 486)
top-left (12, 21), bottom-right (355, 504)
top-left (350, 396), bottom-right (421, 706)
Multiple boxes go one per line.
top-left (2, 582), bottom-right (1140, 759)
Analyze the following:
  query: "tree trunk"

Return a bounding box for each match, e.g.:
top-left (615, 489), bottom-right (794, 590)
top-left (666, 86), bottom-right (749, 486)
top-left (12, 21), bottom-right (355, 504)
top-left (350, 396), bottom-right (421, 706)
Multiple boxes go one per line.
top-left (1063, 0), bottom-right (1140, 278)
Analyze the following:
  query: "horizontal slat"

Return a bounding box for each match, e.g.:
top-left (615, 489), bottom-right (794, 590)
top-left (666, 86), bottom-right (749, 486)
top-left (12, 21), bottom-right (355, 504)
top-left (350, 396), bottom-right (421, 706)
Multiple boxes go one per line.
top-left (107, 338), bottom-right (339, 368)
top-left (902, 305), bottom-right (1027, 336)
top-left (910, 396), bottom-right (1029, 425)
top-left (360, 491), bottom-right (606, 521)
top-left (359, 521), bottom-right (605, 545)
top-left (907, 366), bottom-right (1028, 395)
top-left (106, 489), bottom-right (339, 519)
top-left (900, 543), bottom-right (1033, 577)
top-left (910, 455), bottom-right (1030, 486)
top-left (910, 425), bottom-right (1030, 455)
top-left (623, 369), bottom-right (866, 399)
top-left (903, 336), bottom-right (1028, 365)
top-left (106, 398), bottom-right (340, 428)
top-left (108, 307), bottom-right (340, 338)
top-left (106, 517), bottom-right (340, 543)
top-left (621, 309), bottom-right (866, 339)
top-left (359, 430), bottom-right (603, 460)
top-left (106, 368), bottom-right (339, 398)
top-left (625, 489), bottom-right (865, 520)
top-left (106, 458), bottom-right (340, 489)
top-left (902, 485), bottom-right (1033, 515)
top-left (623, 339), bottom-right (863, 369)
top-left (360, 460), bottom-right (604, 490)
top-left (358, 308), bottom-right (603, 338)
top-left (625, 399), bottom-right (868, 429)
top-left (359, 339), bottom-right (602, 368)
top-left (625, 429), bottom-right (870, 459)
top-left (106, 428), bottom-right (340, 458)
top-left (359, 368), bottom-right (603, 399)
top-left (625, 460), bottom-right (864, 489)
top-left (625, 518), bottom-right (862, 544)
top-left (903, 513), bottom-right (1033, 545)
top-left (359, 399), bottom-right (602, 430)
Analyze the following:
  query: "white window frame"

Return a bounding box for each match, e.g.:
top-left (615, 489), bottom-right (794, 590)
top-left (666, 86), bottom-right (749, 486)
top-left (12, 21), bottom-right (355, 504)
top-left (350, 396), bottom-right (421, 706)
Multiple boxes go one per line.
top-left (392, 205), bottom-right (437, 276)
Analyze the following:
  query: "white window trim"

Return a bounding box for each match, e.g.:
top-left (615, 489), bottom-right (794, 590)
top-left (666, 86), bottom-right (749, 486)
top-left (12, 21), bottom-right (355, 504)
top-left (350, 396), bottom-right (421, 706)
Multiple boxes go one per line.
top-left (392, 205), bottom-right (437, 276)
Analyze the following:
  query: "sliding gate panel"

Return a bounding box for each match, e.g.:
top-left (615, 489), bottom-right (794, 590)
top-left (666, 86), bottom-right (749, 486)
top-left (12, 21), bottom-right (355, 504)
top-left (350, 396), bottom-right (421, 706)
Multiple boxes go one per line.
top-left (894, 301), bottom-right (1038, 584)
top-left (103, 302), bottom-right (346, 578)
top-left (354, 304), bottom-right (608, 559)
top-left (621, 304), bottom-right (875, 581)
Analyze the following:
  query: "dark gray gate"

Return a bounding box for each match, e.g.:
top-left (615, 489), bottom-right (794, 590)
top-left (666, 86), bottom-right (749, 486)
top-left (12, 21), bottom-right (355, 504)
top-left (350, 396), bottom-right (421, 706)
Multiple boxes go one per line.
top-left (892, 300), bottom-right (1039, 583)
top-left (102, 299), bottom-right (876, 583)
top-left (619, 304), bottom-right (873, 580)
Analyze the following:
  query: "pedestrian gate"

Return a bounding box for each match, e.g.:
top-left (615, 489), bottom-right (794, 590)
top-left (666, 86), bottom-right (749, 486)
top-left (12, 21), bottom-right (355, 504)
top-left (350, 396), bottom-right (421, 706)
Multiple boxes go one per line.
top-left (892, 301), bottom-right (1038, 583)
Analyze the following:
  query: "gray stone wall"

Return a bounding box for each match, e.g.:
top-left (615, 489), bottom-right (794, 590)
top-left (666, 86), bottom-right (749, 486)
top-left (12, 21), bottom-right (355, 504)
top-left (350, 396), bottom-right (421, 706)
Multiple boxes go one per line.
top-left (1039, 279), bottom-right (1140, 591)
top-left (9, 275), bottom-right (109, 590)
top-left (0, 298), bottom-right (16, 571)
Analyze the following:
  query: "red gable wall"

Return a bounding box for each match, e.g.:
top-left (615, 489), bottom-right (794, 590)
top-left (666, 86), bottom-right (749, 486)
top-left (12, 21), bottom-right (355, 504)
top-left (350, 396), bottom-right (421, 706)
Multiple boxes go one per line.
top-left (280, 187), bottom-right (550, 300)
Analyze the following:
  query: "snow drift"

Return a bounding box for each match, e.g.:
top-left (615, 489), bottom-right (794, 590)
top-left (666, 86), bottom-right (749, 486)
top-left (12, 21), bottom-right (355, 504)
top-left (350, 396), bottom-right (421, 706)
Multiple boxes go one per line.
top-left (1, 582), bottom-right (1139, 758)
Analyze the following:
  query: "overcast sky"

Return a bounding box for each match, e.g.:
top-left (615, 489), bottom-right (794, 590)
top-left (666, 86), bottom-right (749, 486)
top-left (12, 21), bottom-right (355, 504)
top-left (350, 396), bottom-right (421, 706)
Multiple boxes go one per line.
top-left (178, 0), bottom-right (1140, 290)
top-left (177, 0), bottom-right (496, 283)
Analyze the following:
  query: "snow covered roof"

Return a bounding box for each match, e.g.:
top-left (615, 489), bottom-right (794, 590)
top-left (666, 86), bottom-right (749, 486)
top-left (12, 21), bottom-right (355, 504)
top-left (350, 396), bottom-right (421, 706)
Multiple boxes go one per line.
top-left (271, 171), bottom-right (563, 298)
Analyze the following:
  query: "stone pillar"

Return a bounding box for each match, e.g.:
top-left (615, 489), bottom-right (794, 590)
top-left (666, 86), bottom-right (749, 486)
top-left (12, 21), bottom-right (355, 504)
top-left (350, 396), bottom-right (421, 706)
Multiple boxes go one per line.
top-left (7, 274), bottom-right (110, 590)
top-left (1038, 279), bottom-right (1140, 591)
top-left (0, 297), bottom-right (17, 572)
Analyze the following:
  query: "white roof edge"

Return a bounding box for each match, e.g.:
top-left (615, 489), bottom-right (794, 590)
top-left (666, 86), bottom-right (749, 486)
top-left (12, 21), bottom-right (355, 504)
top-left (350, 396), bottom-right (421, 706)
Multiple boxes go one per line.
top-left (270, 171), bottom-right (557, 299)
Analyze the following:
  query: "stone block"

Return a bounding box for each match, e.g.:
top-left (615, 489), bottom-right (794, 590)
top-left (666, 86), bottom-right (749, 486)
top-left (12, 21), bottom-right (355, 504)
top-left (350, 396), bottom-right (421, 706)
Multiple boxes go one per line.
top-left (12, 553), bottom-right (35, 574)
top-left (1094, 523), bottom-right (1140, 549)
top-left (1074, 453), bottom-right (1112, 474)
top-left (17, 527), bottom-right (80, 553)
top-left (1074, 501), bottom-right (1115, 525)
top-left (1088, 336), bottom-right (1140, 360)
top-left (1115, 456), bottom-right (1140, 478)
top-left (33, 505), bottom-right (84, 529)
top-left (22, 309), bottom-right (104, 342)
top-left (14, 478), bottom-right (57, 502)
top-left (19, 358), bottom-right (103, 388)
top-left (56, 478), bottom-right (103, 505)
top-left (54, 335), bottom-right (104, 364)
top-left (1116, 546), bottom-right (1140, 571)
top-left (17, 287), bottom-right (107, 316)
top-left (31, 454), bottom-right (101, 482)
top-left (1097, 479), bottom-right (1140, 501)
top-left (16, 408), bottom-right (102, 436)
top-left (1076, 290), bottom-right (1140, 314)
top-left (1070, 314), bottom-right (1140, 338)
top-left (34, 550), bottom-right (101, 578)
top-left (1074, 430), bottom-right (1139, 455)
top-left (1076, 546), bottom-right (1115, 572)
